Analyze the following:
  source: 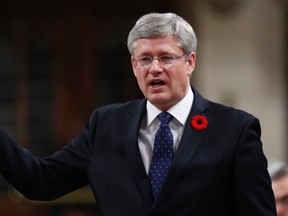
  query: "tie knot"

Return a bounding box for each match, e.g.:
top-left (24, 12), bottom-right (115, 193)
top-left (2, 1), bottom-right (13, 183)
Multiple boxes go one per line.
top-left (158, 112), bottom-right (173, 125)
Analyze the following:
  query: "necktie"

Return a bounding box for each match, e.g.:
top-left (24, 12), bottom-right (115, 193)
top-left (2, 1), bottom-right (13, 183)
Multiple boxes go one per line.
top-left (149, 112), bottom-right (174, 200)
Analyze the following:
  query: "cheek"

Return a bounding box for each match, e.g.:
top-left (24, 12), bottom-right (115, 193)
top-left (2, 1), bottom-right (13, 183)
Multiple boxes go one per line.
top-left (169, 73), bottom-right (190, 96)
top-left (171, 71), bottom-right (189, 86)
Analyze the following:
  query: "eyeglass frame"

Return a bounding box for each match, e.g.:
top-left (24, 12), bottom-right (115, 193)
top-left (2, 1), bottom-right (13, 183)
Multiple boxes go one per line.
top-left (133, 54), bottom-right (186, 70)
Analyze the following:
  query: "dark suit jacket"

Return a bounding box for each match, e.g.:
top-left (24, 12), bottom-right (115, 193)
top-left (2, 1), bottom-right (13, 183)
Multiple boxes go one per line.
top-left (0, 88), bottom-right (276, 216)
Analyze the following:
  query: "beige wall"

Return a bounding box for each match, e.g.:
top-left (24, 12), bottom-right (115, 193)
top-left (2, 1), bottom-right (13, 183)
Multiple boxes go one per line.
top-left (186, 0), bottom-right (287, 161)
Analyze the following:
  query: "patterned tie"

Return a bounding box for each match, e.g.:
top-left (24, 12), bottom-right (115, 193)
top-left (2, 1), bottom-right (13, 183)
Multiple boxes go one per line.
top-left (149, 112), bottom-right (174, 200)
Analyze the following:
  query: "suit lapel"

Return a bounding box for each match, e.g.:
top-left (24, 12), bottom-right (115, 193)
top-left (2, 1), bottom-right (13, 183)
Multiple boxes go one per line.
top-left (153, 88), bottom-right (210, 207)
top-left (121, 89), bottom-right (211, 208)
top-left (122, 99), bottom-right (153, 206)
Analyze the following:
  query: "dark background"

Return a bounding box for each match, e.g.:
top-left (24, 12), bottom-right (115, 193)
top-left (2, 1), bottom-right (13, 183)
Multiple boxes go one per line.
top-left (0, 0), bottom-right (197, 215)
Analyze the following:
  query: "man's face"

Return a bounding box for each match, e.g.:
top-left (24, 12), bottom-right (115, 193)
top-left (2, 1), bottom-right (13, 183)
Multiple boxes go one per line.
top-left (272, 175), bottom-right (288, 216)
top-left (131, 36), bottom-right (196, 111)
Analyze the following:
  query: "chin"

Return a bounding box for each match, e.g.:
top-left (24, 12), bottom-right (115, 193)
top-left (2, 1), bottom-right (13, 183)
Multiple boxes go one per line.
top-left (149, 97), bottom-right (173, 110)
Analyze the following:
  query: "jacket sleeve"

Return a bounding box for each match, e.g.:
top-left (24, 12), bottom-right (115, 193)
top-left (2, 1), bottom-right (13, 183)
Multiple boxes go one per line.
top-left (0, 110), bottom-right (97, 201)
top-left (233, 117), bottom-right (276, 216)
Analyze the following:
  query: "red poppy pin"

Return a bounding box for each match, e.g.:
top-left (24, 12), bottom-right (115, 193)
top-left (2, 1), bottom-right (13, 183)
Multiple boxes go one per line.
top-left (191, 115), bottom-right (208, 131)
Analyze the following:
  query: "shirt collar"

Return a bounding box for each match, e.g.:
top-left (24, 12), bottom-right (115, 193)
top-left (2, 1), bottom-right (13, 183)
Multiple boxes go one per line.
top-left (146, 87), bottom-right (194, 126)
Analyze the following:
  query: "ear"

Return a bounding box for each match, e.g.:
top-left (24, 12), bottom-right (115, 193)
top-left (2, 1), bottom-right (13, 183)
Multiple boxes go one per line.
top-left (186, 52), bottom-right (196, 77)
top-left (131, 56), bottom-right (137, 76)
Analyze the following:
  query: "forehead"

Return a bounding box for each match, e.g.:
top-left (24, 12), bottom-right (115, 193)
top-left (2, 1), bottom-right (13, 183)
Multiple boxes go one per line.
top-left (133, 36), bottom-right (182, 56)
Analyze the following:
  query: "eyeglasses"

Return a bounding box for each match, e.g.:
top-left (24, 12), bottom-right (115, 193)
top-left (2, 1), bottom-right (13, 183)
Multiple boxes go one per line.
top-left (134, 54), bottom-right (185, 69)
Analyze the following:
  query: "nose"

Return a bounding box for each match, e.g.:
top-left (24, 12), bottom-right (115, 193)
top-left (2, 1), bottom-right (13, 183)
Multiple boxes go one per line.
top-left (149, 59), bottom-right (163, 72)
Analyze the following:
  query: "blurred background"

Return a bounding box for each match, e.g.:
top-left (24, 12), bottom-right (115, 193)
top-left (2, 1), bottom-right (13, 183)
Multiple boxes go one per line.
top-left (0, 0), bottom-right (287, 215)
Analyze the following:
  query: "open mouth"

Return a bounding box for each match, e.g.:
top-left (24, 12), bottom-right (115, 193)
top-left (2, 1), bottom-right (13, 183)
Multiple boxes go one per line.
top-left (150, 80), bottom-right (165, 88)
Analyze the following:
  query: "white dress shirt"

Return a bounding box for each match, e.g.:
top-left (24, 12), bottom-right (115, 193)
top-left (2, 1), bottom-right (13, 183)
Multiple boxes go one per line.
top-left (138, 87), bottom-right (194, 174)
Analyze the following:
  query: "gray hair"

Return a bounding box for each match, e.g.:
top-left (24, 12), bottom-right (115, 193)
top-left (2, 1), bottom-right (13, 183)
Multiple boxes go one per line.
top-left (269, 161), bottom-right (288, 180)
top-left (127, 12), bottom-right (197, 57)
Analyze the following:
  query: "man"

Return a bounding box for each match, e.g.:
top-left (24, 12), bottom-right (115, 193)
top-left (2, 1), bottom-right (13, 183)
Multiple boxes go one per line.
top-left (0, 12), bottom-right (276, 215)
top-left (270, 162), bottom-right (288, 216)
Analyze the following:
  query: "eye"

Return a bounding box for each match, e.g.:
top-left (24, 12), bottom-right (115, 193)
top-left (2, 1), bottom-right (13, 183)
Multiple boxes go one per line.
top-left (159, 55), bottom-right (175, 64)
top-left (140, 56), bottom-right (152, 65)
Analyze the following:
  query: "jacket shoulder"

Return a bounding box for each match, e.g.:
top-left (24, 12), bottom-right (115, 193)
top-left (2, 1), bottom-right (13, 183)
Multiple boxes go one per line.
top-left (193, 87), bottom-right (256, 122)
top-left (87, 99), bottom-right (145, 122)
top-left (207, 100), bottom-right (255, 119)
